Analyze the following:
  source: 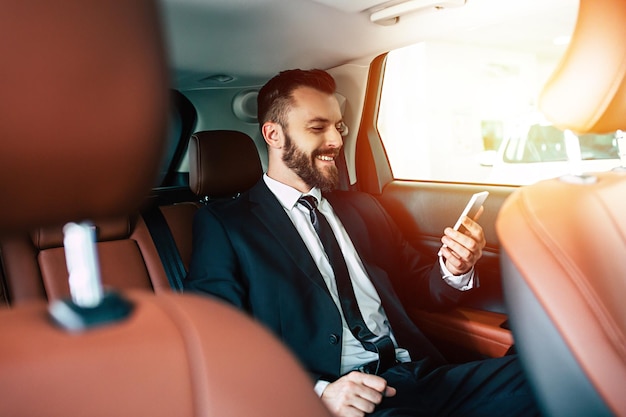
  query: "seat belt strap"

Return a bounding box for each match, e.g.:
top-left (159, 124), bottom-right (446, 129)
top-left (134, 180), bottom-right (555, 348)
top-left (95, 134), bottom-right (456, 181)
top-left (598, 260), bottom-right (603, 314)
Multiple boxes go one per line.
top-left (142, 206), bottom-right (185, 292)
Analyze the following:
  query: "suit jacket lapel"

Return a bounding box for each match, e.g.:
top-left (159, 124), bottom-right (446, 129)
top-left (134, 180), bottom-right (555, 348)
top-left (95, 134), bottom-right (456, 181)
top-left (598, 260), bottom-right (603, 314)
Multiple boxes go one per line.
top-left (248, 181), bottom-right (330, 295)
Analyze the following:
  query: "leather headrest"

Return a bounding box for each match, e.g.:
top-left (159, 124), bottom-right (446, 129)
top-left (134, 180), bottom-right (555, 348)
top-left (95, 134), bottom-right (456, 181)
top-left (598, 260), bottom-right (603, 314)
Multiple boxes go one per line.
top-left (0, 0), bottom-right (169, 234)
top-left (539, 0), bottom-right (626, 133)
top-left (189, 130), bottom-right (263, 198)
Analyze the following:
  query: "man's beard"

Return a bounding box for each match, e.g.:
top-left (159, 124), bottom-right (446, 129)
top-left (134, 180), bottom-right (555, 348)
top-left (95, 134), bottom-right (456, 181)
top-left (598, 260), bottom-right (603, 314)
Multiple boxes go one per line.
top-left (282, 132), bottom-right (340, 192)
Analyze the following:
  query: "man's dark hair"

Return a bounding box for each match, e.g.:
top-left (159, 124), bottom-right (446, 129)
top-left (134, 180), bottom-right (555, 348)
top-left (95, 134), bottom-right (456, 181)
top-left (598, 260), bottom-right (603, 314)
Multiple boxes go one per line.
top-left (257, 69), bottom-right (336, 128)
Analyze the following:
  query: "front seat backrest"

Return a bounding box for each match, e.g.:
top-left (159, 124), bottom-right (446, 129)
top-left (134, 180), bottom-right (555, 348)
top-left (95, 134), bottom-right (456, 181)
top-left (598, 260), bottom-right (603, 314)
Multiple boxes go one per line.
top-left (497, 172), bottom-right (626, 417)
top-left (497, 0), bottom-right (626, 415)
top-left (0, 290), bottom-right (331, 417)
top-left (0, 2), bottom-right (330, 416)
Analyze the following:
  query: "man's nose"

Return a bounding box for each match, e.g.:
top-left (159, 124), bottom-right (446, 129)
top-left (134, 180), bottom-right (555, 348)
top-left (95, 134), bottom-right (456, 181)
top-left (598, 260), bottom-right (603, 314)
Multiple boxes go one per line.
top-left (326, 129), bottom-right (344, 148)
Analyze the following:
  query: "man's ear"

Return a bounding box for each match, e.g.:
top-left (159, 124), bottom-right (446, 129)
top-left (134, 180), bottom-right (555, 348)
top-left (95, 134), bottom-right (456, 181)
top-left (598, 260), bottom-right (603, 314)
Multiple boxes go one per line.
top-left (262, 121), bottom-right (283, 149)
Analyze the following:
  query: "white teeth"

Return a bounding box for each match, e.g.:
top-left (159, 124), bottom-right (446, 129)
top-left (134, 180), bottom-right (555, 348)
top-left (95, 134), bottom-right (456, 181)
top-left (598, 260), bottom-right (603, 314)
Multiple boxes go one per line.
top-left (317, 155), bottom-right (335, 161)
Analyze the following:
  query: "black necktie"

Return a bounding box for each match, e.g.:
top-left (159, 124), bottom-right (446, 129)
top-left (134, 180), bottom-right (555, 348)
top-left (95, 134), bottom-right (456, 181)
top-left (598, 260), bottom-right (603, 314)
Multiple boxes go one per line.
top-left (298, 195), bottom-right (396, 374)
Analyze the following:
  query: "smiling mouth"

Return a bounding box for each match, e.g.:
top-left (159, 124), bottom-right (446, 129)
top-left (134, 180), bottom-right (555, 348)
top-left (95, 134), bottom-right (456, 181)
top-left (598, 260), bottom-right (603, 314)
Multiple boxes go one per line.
top-left (316, 154), bottom-right (336, 162)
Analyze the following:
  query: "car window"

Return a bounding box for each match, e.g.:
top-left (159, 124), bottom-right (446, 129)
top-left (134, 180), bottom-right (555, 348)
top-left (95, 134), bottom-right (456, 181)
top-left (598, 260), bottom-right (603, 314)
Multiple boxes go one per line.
top-left (377, 35), bottom-right (621, 186)
top-left (579, 133), bottom-right (620, 160)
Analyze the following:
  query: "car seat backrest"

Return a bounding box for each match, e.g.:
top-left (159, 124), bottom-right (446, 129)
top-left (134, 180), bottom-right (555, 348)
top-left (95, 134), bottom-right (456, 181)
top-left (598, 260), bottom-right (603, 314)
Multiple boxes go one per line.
top-left (497, 172), bottom-right (626, 417)
top-left (497, 0), bottom-right (626, 415)
top-left (0, 1), bottom-right (330, 416)
top-left (0, 290), bottom-right (332, 417)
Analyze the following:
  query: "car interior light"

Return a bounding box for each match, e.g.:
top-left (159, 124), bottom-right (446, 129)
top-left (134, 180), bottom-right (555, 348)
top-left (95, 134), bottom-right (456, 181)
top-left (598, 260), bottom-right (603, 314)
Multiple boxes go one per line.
top-left (199, 74), bottom-right (235, 84)
top-left (370, 0), bottom-right (466, 24)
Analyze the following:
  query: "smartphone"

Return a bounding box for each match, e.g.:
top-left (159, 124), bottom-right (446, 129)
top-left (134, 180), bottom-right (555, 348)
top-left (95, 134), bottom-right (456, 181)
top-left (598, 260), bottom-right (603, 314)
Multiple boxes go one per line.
top-left (439, 191), bottom-right (488, 256)
top-left (452, 191), bottom-right (489, 232)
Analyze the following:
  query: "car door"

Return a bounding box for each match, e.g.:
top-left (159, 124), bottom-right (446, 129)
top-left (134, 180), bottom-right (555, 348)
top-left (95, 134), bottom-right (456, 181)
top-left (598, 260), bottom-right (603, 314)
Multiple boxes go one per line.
top-left (351, 52), bottom-right (529, 363)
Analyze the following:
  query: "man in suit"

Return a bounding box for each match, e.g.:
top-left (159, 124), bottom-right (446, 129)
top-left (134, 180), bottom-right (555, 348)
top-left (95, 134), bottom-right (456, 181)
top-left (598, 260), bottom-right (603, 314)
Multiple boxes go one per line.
top-left (185, 69), bottom-right (539, 416)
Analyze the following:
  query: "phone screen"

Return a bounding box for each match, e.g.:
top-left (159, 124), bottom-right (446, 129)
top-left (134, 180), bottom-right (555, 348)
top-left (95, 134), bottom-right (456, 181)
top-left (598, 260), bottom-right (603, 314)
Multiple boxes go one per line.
top-left (452, 191), bottom-right (489, 232)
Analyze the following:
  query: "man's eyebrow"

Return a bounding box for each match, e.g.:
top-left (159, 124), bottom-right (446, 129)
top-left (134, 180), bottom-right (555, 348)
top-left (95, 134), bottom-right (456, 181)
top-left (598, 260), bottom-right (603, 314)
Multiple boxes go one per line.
top-left (306, 117), bottom-right (331, 124)
top-left (306, 117), bottom-right (342, 125)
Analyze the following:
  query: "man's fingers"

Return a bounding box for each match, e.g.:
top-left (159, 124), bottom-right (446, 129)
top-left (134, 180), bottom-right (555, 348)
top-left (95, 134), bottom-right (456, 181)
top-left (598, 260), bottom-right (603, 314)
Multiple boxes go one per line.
top-left (350, 371), bottom-right (388, 392)
top-left (321, 372), bottom-right (394, 416)
top-left (443, 217), bottom-right (485, 252)
top-left (441, 218), bottom-right (486, 275)
top-left (345, 372), bottom-right (390, 403)
top-left (384, 386), bottom-right (397, 398)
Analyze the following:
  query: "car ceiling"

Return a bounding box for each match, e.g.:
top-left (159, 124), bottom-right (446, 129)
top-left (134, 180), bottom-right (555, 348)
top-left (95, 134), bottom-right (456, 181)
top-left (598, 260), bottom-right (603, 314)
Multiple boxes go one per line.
top-left (159, 0), bottom-right (578, 91)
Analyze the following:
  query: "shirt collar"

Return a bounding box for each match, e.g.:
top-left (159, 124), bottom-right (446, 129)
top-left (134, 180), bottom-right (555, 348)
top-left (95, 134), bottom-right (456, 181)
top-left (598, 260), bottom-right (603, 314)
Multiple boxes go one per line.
top-left (263, 174), bottom-right (322, 210)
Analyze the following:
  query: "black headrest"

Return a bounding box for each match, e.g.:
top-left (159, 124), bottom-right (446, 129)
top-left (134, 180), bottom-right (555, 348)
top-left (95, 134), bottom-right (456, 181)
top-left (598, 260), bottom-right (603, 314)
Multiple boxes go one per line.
top-left (189, 130), bottom-right (263, 198)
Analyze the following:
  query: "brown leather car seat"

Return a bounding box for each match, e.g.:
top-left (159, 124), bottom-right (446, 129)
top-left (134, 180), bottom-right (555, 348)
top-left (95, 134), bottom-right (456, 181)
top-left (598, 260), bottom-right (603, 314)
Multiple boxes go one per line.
top-left (496, 0), bottom-right (626, 415)
top-left (141, 129), bottom-right (263, 289)
top-left (0, 1), bottom-right (329, 416)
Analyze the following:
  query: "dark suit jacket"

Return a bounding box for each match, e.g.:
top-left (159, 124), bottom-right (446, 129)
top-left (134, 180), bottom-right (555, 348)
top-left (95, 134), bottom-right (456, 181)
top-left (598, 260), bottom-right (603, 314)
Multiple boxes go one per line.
top-left (185, 179), bottom-right (466, 382)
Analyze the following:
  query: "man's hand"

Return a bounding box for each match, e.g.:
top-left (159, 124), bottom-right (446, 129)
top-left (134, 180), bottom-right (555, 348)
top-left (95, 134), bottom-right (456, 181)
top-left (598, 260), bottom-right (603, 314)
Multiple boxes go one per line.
top-left (320, 371), bottom-right (396, 417)
top-left (440, 206), bottom-right (486, 275)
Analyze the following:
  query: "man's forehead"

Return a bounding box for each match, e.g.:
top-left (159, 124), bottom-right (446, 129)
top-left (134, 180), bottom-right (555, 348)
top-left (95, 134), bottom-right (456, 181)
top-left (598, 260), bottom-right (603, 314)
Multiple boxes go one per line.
top-left (290, 86), bottom-right (342, 122)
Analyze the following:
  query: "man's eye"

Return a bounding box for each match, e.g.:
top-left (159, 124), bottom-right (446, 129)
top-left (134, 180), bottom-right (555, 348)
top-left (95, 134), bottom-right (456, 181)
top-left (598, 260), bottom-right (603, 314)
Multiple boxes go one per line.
top-left (311, 126), bottom-right (324, 132)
